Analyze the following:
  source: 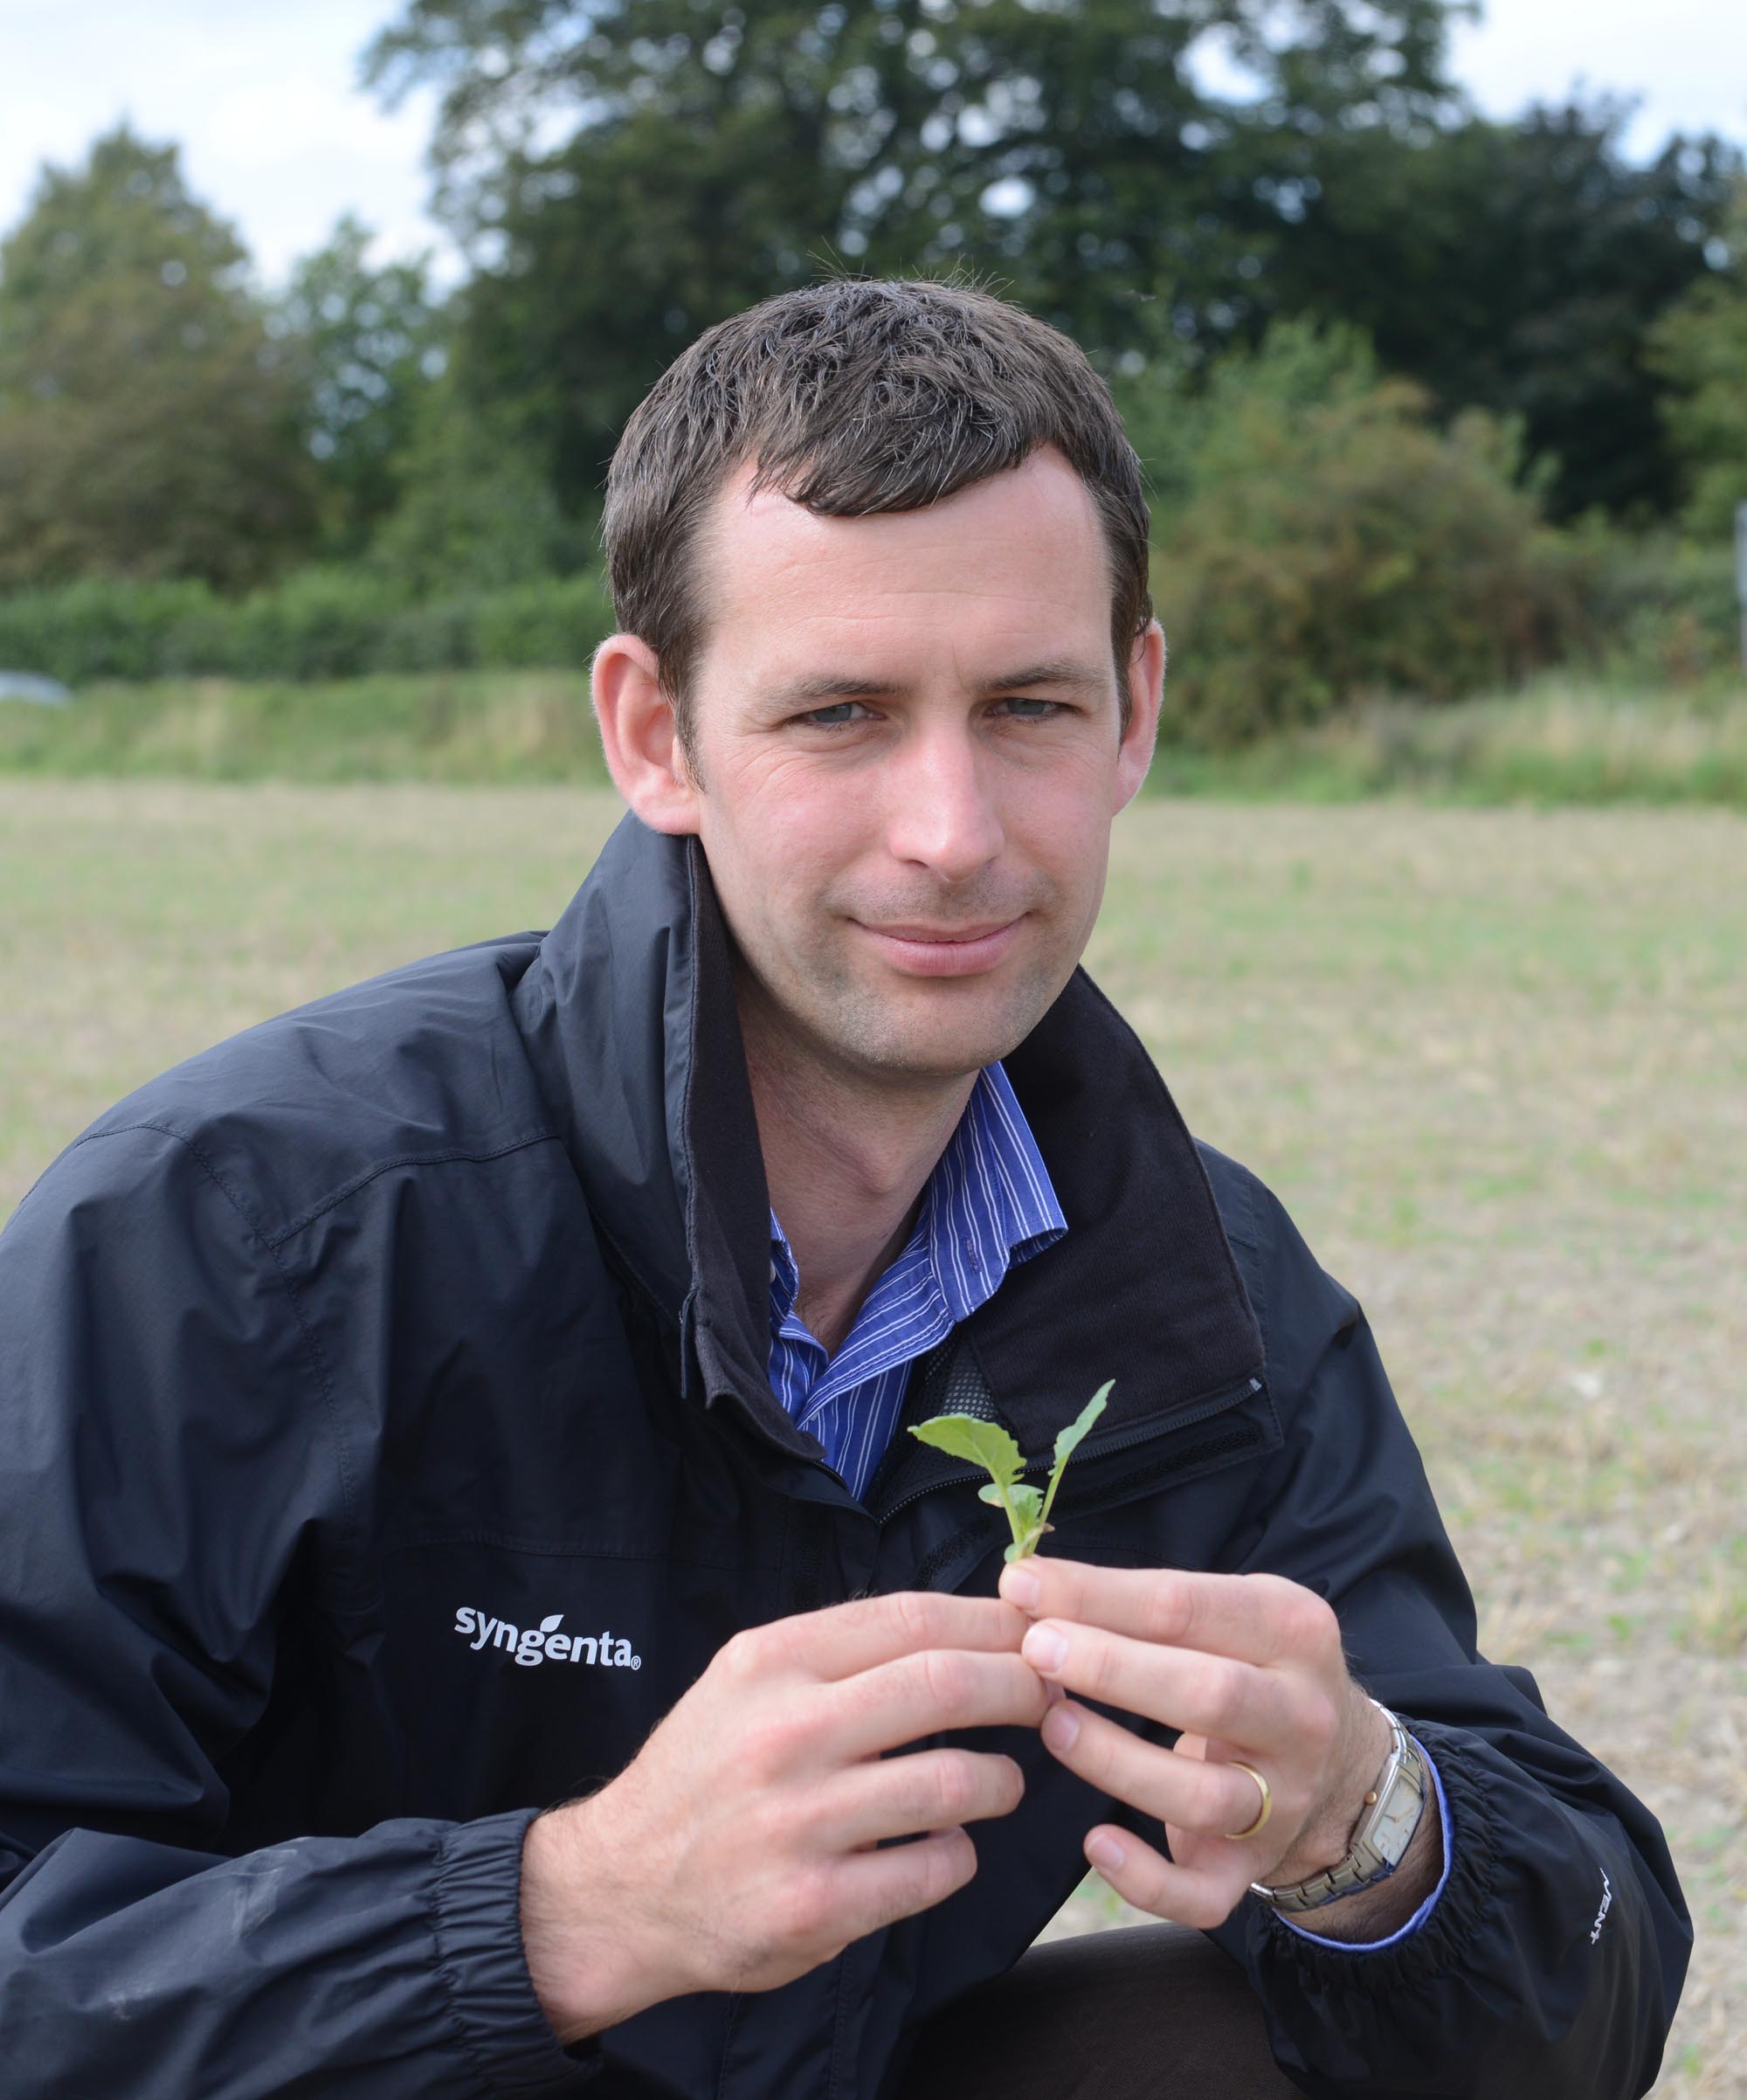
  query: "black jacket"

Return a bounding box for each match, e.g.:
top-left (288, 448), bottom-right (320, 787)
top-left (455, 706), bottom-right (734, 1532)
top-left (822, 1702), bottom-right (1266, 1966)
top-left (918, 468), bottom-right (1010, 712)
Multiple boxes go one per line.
top-left (0, 814), bottom-right (1689, 2098)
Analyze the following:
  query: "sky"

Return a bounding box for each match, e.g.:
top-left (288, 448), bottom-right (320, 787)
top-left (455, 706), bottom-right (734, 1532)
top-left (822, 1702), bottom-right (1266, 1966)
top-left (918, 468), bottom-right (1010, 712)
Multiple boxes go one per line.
top-left (2, 0), bottom-right (1744, 293)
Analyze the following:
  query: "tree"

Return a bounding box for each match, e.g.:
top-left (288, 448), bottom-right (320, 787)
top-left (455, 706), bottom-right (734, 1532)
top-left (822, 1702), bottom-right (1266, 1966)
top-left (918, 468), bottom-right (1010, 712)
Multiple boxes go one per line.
top-left (1647, 182), bottom-right (1747, 537)
top-left (363, 0), bottom-right (1460, 510)
top-left (1245, 100), bottom-right (1743, 518)
top-left (273, 214), bottom-right (449, 556)
top-left (0, 126), bottom-right (317, 589)
top-left (366, 367), bottom-right (590, 593)
top-left (1128, 321), bottom-right (1580, 742)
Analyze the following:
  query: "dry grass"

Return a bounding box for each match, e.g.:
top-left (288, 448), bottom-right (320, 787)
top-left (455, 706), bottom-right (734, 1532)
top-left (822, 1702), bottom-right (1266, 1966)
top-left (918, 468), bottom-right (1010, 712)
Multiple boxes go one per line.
top-left (2, 782), bottom-right (1741, 2094)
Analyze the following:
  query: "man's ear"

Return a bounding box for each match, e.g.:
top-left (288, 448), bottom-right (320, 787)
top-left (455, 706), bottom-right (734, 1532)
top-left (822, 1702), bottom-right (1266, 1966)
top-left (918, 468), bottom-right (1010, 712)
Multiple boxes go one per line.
top-left (592, 632), bottom-right (703, 834)
top-left (1112, 618), bottom-right (1165, 813)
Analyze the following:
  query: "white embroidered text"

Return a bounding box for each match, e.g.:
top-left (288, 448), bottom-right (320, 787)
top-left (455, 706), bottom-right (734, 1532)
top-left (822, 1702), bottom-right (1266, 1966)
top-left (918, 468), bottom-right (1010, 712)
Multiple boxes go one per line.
top-left (1590, 1869), bottom-right (1612, 1945)
top-left (452, 1608), bottom-right (642, 1670)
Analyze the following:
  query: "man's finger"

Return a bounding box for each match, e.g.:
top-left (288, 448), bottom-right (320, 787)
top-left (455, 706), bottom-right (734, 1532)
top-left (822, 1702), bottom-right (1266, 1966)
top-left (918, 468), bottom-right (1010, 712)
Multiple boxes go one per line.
top-left (1079, 1821), bottom-right (1253, 1934)
top-left (831, 1827), bottom-right (981, 1939)
top-left (1037, 1698), bottom-right (1297, 1848)
top-left (758, 1590), bottom-right (1030, 1685)
top-left (818, 1743), bottom-right (1028, 1850)
top-left (998, 1558), bottom-right (1336, 1671)
top-left (1019, 1620), bottom-right (1304, 1749)
top-left (822, 1647), bottom-right (1051, 1762)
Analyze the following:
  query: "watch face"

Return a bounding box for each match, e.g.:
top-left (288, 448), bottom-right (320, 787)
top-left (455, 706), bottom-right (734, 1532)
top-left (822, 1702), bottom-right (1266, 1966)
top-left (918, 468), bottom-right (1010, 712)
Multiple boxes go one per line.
top-left (1363, 1732), bottom-right (1427, 1869)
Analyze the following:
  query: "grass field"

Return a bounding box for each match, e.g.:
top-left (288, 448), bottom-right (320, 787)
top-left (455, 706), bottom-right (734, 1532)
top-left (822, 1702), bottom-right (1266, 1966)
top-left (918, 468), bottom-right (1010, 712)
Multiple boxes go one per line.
top-left (2, 779), bottom-right (1742, 2093)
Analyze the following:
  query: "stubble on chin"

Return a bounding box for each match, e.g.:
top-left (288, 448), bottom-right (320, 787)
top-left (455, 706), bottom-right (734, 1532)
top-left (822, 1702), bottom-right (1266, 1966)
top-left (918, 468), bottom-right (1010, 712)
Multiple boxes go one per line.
top-left (782, 939), bottom-right (1071, 1087)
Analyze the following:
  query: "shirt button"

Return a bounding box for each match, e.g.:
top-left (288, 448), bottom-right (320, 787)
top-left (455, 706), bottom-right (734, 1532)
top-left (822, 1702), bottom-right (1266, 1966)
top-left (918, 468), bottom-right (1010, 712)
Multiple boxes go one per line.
top-left (964, 1245), bottom-right (981, 1272)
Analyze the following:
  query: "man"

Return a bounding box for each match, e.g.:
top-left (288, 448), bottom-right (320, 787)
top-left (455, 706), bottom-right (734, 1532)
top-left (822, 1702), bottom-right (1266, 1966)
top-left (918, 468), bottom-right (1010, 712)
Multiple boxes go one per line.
top-left (0, 280), bottom-right (1688, 2097)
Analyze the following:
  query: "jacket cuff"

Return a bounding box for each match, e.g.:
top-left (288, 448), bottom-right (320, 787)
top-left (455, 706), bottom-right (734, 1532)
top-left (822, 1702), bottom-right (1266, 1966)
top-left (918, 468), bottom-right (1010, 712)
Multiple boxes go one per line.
top-left (1246, 1717), bottom-right (1500, 1996)
top-left (432, 1806), bottom-right (604, 2093)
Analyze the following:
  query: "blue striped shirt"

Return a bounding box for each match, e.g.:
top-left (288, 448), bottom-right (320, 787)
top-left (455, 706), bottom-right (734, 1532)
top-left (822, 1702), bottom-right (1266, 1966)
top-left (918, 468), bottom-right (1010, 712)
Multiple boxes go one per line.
top-left (767, 1061), bottom-right (1067, 1502)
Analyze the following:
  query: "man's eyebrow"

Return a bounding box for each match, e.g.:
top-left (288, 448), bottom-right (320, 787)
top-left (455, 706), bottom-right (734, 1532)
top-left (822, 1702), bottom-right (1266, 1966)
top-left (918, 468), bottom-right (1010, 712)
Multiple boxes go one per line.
top-left (765, 673), bottom-right (900, 705)
top-left (976, 659), bottom-right (1111, 695)
top-left (766, 659), bottom-right (1110, 705)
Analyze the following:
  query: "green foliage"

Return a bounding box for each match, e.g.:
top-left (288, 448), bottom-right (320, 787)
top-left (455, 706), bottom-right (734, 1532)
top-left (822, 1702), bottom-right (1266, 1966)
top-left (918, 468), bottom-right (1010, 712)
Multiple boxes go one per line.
top-left (1143, 677), bottom-right (1747, 808)
top-left (366, 370), bottom-right (591, 594)
top-left (913, 1416), bottom-right (1025, 1492)
top-left (364, 0), bottom-right (1460, 508)
top-left (1252, 101), bottom-right (1743, 518)
top-left (272, 214), bottom-right (449, 557)
top-left (0, 671), bottom-right (613, 785)
top-left (0, 126), bottom-right (317, 589)
top-left (363, 10), bottom-right (1742, 526)
top-left (1647, 184), bottom-right (1747, 538)
top-left (0, 569), bottom-right (616, 685)
top-left (909, 1383), bottom-right (1111, 1561)
top-left (1129, 322), bottom-right (1582, 744)
top-left (1040, 1384), bottom-right (1112, 1525)
top-left (1572, 531), bottom-right (1742, 686)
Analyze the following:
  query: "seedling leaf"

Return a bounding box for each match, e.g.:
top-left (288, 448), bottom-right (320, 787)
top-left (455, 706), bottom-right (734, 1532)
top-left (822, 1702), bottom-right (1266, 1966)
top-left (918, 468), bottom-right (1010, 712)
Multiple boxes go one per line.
top-left (908, 1413), bottom-right (1024, 1488)
top-left (1040, 1381), bottom-right (1112, 1526)
top-left (910, 1382), bottom-right (1114, 1561)
top-left (1051, 1382), bottom-right (1112, 1475)
top-left (1008, 1482), bottom-right (1045, 1526)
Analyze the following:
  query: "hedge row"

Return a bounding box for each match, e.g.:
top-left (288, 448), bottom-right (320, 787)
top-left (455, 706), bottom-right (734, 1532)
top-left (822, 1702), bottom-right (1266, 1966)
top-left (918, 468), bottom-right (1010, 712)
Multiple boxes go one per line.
top-left (0, 569), bottom-right (618, 686)
top-left (0, 538), bottom-right (1735, 736)
top-left (1578, 535), bottom-right (1743, 687)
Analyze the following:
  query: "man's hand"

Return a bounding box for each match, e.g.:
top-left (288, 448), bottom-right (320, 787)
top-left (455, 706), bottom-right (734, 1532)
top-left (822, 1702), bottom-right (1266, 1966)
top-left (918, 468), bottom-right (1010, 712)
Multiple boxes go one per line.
top-left (521, 1592), bottom-right (1046, 2045)
top-left (996, 1557), bottom-right (1433, 1934)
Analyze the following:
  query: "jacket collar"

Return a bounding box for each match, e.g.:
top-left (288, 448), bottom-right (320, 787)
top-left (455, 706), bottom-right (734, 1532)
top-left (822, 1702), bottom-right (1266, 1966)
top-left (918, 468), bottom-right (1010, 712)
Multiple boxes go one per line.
top-left (514, 813), bottom-right (1264, 1468)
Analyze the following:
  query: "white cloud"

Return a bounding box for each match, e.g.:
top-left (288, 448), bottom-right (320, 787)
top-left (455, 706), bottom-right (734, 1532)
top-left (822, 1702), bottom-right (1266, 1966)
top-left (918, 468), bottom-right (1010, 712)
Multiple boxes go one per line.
top-left (0, 0), bottom-right (456, 287)
top-left (1452, 0), bottom-right (1747, 155)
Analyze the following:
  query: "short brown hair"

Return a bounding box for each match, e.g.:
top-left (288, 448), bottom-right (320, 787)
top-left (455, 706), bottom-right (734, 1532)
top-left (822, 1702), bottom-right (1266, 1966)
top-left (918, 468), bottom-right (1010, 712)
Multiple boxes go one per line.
top-left (601, 278), bottom-right (1153, 751)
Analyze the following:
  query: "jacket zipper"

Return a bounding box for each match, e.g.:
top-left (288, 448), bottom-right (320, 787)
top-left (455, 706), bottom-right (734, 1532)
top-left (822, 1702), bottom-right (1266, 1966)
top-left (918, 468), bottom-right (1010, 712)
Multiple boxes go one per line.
top-left (874, 1371), bottom-right (1265, 1529)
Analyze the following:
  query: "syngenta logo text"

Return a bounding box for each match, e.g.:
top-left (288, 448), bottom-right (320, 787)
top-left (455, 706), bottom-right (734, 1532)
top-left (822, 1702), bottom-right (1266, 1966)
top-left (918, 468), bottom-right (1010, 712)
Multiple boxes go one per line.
top-left (453, 1607), bottom-right (642, 1671)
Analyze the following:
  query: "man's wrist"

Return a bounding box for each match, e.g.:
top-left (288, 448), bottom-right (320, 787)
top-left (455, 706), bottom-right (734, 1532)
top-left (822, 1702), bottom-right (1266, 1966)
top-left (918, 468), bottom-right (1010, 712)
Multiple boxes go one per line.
top-left (519, 1798), bottom-right (678, 2045)
top-left (1252, 1698), bottom-right (1445, 1942)
top-left (1268, 1686), bottom-right (1396, 1887)
top-left (1268, 1776), bottom-right (1443, 1941)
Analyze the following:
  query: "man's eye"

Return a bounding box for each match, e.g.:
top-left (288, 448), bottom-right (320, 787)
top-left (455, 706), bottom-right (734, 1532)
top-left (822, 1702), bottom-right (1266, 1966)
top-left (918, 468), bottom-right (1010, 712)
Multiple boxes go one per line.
top-left (798, 701), bottom-right (874, 729)
top-left (996, 697), bottom-right (1065, 721)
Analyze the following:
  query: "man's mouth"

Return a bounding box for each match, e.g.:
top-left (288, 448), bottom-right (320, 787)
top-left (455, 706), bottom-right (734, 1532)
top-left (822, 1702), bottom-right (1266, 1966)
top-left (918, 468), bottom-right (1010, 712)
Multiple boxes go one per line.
top-left (852, 916), bottom-right (1026, 977)
top-left (865, 921), bottom-right (1016, 943)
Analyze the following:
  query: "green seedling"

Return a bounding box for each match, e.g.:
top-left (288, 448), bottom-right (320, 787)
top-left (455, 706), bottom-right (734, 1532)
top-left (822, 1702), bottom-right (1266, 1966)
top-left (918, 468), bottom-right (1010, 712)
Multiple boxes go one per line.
top-left (908, 1381), bottom-right (1113, 1563)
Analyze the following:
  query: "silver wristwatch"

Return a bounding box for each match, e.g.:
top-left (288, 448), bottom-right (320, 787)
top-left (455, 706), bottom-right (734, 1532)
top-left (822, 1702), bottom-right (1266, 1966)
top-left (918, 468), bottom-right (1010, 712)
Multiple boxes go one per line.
top-left (1251, 1700), bottom-right (1427, 1914)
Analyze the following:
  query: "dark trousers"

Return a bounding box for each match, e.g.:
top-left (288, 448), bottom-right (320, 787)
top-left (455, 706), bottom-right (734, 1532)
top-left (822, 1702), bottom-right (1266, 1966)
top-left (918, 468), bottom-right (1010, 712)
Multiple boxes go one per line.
top-left (892, 1923), bottom-right (1302, 2099)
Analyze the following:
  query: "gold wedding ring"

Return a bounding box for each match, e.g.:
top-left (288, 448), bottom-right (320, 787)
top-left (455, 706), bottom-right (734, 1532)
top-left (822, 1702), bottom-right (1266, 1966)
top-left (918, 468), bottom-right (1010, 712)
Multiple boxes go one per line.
top-left (1222, 1762), bottom-right (1273, 1841)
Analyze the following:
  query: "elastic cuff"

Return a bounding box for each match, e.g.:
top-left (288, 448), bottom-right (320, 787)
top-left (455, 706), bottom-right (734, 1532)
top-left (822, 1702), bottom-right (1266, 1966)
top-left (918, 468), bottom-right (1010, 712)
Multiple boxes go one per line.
top-left (1247, 1719), bottom-right (1499, 1998)
top-left (432, 1806), bottom-right (603, 2094)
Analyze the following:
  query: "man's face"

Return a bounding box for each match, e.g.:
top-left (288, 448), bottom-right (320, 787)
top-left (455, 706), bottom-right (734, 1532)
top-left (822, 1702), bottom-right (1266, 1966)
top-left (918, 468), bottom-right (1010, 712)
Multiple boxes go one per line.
top-left (667, 445), bottom-right (1160, 1089)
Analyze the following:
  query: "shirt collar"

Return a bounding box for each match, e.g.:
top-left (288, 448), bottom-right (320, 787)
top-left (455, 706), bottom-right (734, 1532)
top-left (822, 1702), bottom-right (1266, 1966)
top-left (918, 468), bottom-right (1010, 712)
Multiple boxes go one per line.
top-left (769, 1209), bottom-right (800, 1318)
top-left (768, 1060), bottom-right (1067, 1332)
top-left (922, 1061), bottom-right (1067, 1323)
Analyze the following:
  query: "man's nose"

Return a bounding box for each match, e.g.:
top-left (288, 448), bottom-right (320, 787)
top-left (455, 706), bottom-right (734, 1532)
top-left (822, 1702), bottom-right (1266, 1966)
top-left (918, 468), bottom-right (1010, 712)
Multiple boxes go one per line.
top-left (882, 724), bottom-right (1006, 882)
